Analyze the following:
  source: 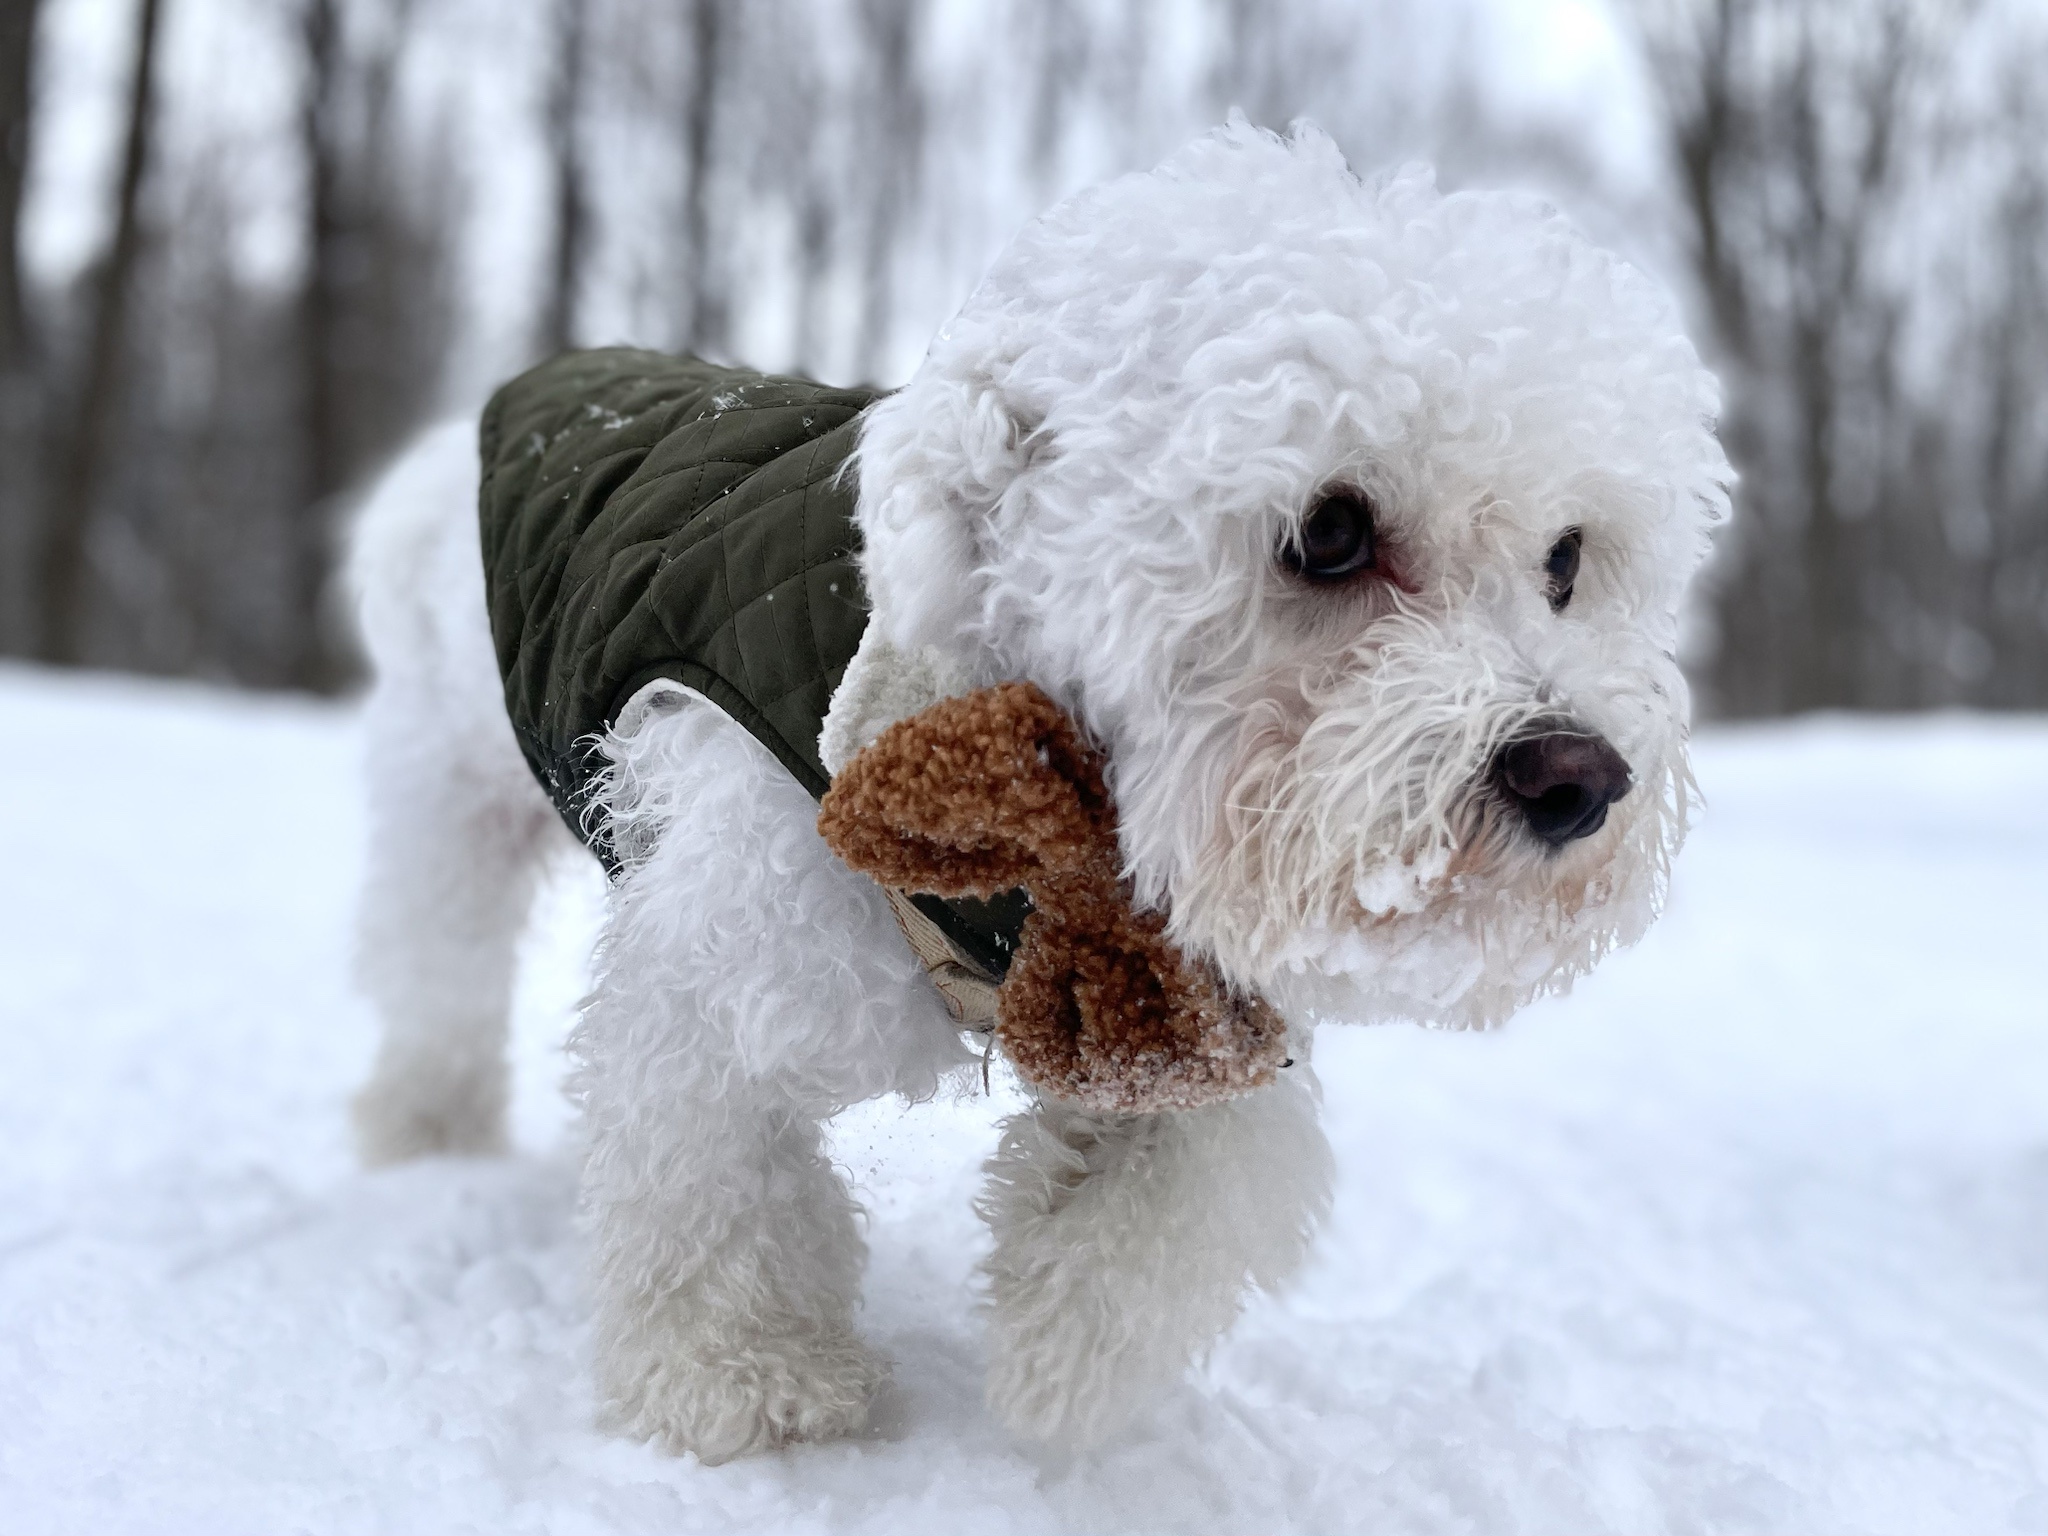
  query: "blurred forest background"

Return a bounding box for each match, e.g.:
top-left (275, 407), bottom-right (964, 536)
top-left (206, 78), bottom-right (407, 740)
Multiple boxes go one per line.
top-left (0, 0), bottom-right (2042, 712)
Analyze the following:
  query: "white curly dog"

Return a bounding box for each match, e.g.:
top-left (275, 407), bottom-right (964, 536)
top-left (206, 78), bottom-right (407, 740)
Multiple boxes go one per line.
top-left (347, 121), bottom-right (1731, 1462)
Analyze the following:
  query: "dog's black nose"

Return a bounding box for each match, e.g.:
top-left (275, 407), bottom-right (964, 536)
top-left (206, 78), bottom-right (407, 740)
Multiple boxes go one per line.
top-left (1496, 728), bottom-right (1634, 847)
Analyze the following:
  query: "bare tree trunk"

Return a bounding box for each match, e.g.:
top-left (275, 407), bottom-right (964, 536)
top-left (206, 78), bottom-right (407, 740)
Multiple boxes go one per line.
top-left (791, 180), bottom-right (832, 378)
top-left (1975, 132), bottom-right (2048, 705)
top-left (1666, 0), bottom-right (1752, 371)
top-left (1025, 0), bottom-right (1084, 186)
top-left (0, 0), bottom-right (41, 371)
top-left (541, 0), bottom-right (588, 358)
top-left (293, 0), bottom-right (345, 692)
top-left (770, 7), bottom-right (830, 379)
top-left (680, 0), bottom-right (727, 355)
top-left (38, 0), bottom-right (163, 664)
top-left (0, 0), bottom-right (45, 654)
top-left (285, 0), bottom-right (445, 692)
top-left (1641, 0), bottom-right (1963, 714)
top-left (854, 0), bottom-right (922, 380)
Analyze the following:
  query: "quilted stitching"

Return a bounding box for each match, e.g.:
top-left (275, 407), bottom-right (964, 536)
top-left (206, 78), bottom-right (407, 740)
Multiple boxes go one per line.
top-left (478, 349), bottom-right (876, 834)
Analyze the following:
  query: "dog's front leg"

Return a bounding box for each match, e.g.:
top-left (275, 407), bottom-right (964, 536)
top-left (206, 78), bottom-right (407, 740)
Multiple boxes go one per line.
top-left (577, 1069), bottom-right (884, 1464)
top-left (569, 698), bottom-right (968, 1463)
top-left (978, 1054), bottom-right (1333, 1443)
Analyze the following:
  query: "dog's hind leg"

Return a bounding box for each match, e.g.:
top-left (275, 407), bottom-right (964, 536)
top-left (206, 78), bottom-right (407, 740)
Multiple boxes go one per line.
top-left (350, 713), bottom-right (557, 1163)
top-left (978, 1055), bottom-right (1334, 1444)
top-left (569, 692), bottom-right (968, 1463)
top-left (348, 420), bottom-right (562, 1165)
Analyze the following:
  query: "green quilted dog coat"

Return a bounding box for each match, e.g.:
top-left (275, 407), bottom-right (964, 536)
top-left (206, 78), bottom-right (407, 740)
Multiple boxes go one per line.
top-left (478, 347), bottom-right (1026, 980)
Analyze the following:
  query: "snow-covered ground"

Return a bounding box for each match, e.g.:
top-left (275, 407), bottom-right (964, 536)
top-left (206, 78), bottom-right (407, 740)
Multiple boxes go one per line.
top-left (3, 662), bottom-right (2047, 1535)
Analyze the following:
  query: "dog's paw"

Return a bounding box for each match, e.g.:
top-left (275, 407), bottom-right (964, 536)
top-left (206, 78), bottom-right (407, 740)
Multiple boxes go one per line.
top-left (983, 1247), bottom-right (1164, 1446)
top-left (600, 1320), bottom-right (887, 1464)
top-left (351, 1067), bottom-right (507, 1165)
top-left (977, 1082), bottom-right (1331, 1444)
top-left (977, 1111), bottom-right (1180, 1445)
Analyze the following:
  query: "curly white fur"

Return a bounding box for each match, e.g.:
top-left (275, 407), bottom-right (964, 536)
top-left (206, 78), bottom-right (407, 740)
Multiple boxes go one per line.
top-left (858, 117), bottom-right (1731, 1028)
top-left (978, 1054), bottom-right (1331, 1443)
top-left (567, 689), bottom-right (968, 1461)
top-left (347, 119), bottom-right (1730, 1460)
top-left (349, 419), bottom-right (568, 1165)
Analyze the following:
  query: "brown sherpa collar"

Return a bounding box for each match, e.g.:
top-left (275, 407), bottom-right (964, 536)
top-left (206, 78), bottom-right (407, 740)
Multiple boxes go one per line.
top-left (817, 682), bottom-right (1287, 1113)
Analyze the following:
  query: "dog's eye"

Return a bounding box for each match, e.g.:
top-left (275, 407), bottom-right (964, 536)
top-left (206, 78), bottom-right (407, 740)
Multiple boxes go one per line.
top-left (1281, 490), bottom-right (1378, 583)
top-left (1545, 529), bottom-right (1582, 612)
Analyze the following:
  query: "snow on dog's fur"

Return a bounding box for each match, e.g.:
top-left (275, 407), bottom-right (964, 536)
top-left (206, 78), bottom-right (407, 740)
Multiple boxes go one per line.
top-left (348, 120), bottom-right (1731, 1462)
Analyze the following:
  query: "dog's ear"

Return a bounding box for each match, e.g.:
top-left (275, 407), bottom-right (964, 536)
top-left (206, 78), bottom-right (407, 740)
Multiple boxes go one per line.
top-left (818, 681), bottom-right (1114, 899)
top-left (853, 365), bottom-right (1038, 659)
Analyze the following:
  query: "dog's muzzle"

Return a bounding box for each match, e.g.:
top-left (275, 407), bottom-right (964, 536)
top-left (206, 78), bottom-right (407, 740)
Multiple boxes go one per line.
top-left (1495, 725), bottom-right (1634, 847)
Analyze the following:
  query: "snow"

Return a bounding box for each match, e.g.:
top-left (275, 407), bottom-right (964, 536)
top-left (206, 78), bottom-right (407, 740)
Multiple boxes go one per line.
top-left (4, 662), bottom-right (2048, 1535)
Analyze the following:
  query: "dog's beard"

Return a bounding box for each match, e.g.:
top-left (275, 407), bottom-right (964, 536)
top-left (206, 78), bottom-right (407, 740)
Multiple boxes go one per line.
top-left (1162, 623), bottom-right (1692, 1029)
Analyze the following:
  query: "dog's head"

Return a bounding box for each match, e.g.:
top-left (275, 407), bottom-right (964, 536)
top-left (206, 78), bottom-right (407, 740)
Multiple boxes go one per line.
top-left (855, 119), bottom-right (1732, 1028)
